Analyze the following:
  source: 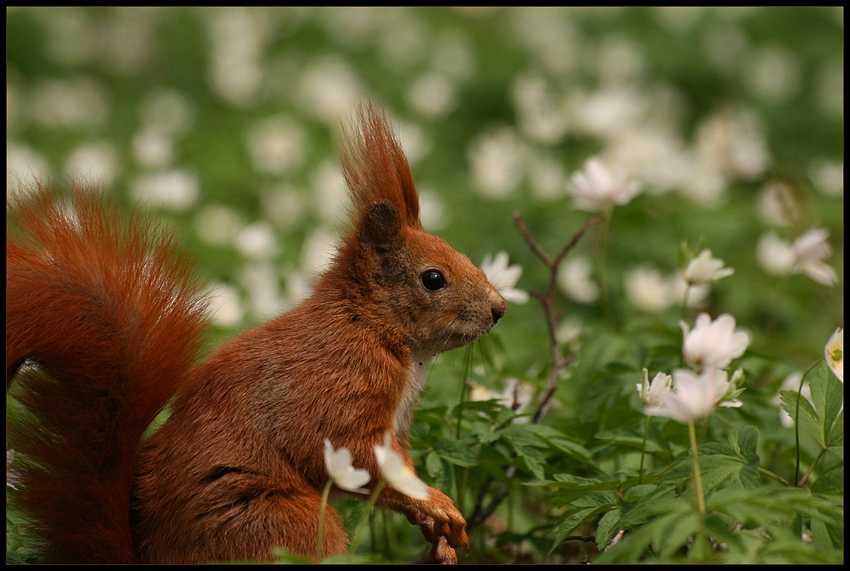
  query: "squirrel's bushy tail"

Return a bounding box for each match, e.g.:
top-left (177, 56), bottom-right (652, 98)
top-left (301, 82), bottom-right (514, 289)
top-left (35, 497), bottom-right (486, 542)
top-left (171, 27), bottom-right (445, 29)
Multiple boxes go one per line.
top-left (6, 182), bottom-right (209, 563)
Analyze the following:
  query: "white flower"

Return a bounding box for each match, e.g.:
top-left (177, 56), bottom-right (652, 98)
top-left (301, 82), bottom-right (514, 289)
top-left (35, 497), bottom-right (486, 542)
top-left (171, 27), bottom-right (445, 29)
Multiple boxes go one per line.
top-left (625, 266), bottom-right (675, 313)
top-left (481, 251), bottom-right (528, 304)
top-left (683, 249), bottom-right (734, 286)
top-left (671, 273), bottom-right (709, 308)
top-left (323, 439), bottom-right (371, 494)
top-left (825, 327), bottom-right (843, 382)
top-left (756, 229), bottom-right (838, 286)
top-left (566, 156), bottom-right (641, 212)
top-left (637, 369), bottom-right (673, 407)
top-left (557, 256), bottom-right (600, 304)
top-left (468, 127), bottom-right (526, 199)
top-left (373, 431), bottom-right (428, 500)
top-left (645, 367), bottom-right (733, 423)
top-left (792, 228), bottom-right (838, 287)
top-left (681, 313), bottom-right (750, 372)
top-left (756, 232), bottom-right (796, 276)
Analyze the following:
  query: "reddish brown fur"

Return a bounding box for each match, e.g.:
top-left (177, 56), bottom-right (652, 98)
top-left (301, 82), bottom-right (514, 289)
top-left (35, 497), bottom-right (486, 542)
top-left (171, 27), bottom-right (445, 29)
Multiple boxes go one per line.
top-left (6, 183), bottom-right (209, 563)
top-left (6, 105), bottom-right (506, 564)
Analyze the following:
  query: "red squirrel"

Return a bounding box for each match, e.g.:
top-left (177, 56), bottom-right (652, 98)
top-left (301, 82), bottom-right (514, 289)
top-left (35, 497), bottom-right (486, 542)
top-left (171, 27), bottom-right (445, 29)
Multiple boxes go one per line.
top-left (6, 105), bottom-right (507, 564)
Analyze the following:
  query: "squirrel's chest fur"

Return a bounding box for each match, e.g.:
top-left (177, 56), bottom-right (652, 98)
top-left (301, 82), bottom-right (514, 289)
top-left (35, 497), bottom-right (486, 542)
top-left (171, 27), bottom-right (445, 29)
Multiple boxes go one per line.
top-left (394, 351), bottom-right (434, 435)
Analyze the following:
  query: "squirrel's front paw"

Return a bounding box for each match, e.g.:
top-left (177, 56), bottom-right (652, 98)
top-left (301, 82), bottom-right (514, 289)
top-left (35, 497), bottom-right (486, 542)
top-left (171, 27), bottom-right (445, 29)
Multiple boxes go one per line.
top-left (410, 490), bottom-right (469, 552)
top-left (424, 536), bottom-right (458, 564)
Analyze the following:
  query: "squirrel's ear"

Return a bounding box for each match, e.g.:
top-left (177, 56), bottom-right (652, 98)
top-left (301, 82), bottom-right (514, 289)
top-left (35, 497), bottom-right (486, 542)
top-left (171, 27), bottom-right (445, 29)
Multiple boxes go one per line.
top-left (358, 201), bottom-right (402, 254)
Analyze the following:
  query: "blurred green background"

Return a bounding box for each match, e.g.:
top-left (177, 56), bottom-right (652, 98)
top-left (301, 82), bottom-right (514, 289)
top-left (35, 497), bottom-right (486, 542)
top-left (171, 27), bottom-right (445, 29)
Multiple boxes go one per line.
top-left (5, 6), bottom-right (844, 565)
top-left (6, 6), bottom-right (843, 399)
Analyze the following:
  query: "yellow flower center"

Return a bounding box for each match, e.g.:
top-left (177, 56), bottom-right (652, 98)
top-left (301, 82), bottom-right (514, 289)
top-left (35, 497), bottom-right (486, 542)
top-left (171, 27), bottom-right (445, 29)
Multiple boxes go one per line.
top-left (829, 347), bottom-right (842, 363)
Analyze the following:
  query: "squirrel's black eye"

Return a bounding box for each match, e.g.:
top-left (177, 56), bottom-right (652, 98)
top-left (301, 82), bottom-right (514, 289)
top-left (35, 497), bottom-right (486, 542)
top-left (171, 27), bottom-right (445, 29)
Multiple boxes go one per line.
top-left (421, 270), bottom-right (446, 291)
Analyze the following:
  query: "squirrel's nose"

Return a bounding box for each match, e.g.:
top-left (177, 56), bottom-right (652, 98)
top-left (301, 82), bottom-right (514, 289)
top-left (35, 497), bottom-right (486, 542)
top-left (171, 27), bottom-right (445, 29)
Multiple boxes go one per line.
top-left (490, 292), bottom-right (507, 324)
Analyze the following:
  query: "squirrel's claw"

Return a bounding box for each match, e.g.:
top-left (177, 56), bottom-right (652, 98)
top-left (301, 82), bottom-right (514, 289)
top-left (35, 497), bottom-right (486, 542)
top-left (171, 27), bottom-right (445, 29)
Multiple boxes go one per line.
top-left (424, 536), bottom-right (458, 564)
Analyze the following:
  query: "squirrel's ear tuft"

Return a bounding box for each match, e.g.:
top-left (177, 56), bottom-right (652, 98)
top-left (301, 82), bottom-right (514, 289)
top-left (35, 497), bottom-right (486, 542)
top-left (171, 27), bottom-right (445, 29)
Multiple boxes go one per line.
top-left (341, 104), bottom-right (421, 229)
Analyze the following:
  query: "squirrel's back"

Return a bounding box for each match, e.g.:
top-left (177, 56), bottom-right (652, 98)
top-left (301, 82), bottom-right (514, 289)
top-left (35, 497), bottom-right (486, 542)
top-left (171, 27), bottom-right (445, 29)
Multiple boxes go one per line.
top-left (6, 182), bottom-right (209, 563)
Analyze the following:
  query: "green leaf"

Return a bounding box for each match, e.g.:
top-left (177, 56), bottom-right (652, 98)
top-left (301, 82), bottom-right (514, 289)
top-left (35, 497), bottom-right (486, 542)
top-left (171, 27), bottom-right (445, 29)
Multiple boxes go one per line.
top-left (731, 425), bottom-right (759, 460)
top-left (550, 491), bottom-right (619, 553)
top-left (550, 507), bottom-right (598, 552)
top-left (432, 438), bottom-right (477, 467)
top-left (779, 389), bottom-right (822, 446)
top-left (808, 361), bottom-right (844, 448)
top-left (595, 508), bottom-right (623, 550)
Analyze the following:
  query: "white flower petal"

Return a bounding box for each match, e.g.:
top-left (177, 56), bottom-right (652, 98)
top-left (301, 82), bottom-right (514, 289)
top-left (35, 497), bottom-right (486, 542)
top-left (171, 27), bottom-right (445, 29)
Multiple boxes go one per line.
top-left (374, 432), bottom-right (429, 500)
top-left (825, 327), bottom-right (843, 382)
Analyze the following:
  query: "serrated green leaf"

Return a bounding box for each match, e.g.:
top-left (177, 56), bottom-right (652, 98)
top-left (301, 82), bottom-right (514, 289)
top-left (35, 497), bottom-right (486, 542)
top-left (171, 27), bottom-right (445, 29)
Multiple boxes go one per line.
top-left (595, 508), bottom-right (622, 550)
top-left (433, 438), bottom-right (476, 467)
top-left (731, 425), bottom-right (759, 460)
top-left (623, 484), bottom-right (657, 502)
top-left (550, 506), bottom-right (598, 552)
top-left (808, 362), bottom-right (844, 448)
top-left (780, 389), bottom-right (823, 446)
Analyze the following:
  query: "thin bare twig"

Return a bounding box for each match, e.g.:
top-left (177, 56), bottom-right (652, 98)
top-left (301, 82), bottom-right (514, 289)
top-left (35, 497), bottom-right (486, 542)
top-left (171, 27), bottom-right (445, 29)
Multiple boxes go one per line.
top-left (467, 213), bottom-right (603, 529)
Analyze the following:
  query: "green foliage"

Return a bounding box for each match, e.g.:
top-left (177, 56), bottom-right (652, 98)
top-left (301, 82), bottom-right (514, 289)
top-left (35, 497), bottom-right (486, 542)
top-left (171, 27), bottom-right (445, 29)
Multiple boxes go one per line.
top-left (6, 6), bottom-right (843, 565)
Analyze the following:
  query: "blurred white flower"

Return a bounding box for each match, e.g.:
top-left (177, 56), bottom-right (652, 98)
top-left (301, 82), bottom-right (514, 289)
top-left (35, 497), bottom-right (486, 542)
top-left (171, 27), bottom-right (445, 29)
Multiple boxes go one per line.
top-left (234, 222), bottom-right (279, 260)
top-left (323, 439), bottom-right (371, 494)
top-left (566, 156), bottom-right (641, 212)
top-left (407, 72), bottom-right (457, 119)
top-left (645, 367), bottom-right (737, 423)
top-left (302, 227), bottom-right (338, 279)
top-left (7, 143), bottom-right (52, 188)
top-left (681, 313), bottom-right (750, 372)
top-left (65, 141), bottom-right (119, 186)
top-left (374, 431), bottom-right (428, 500)
top-left (130, 169), bottom-right (199, 212)
top-left (481, 251), bottom-right (528, 304)
top-left (556, 316), bottom-right (583, 347)
top-left (671, 273), bottom-right (709, 308)
top-left (132, 130), bottom-right (174, 168)
top-left (245, 115), bottom-right (307, 175)
top-left (755, 229), bottom-right (838, 286)
top-left (470, 377), bottom-right (535, 420)
top-left (756, 180), bottom-right (799, 227)
top-left (683, 249), bottom-right (734, 286)
top-left (297, 56), bottom-right (363, 123)
top-left (695, 108), bottom-right (770, 181)
top-left (756, 232), bottom-right (796, 276)
top-left (205, 282), bottom-right (245, 327)
top-left (743, 46), bottom-right (802, 105)
top-left (239, 262), bottom-right (283, 320)
top-left (825, 327), bottom-right (843, 382)
top-left (637, 369), bottom-right (673, 407)
top-left (30, 77), bottom-right (109, 128)
top-left (194, 204), bottom-right (244, 247)
top-left (468, 126), bottom-right (526, 200)
top-left (557, 256), bottom-right (600, 304)
top-left (625, 265), bottom-right (674, 313)
top-left (792, 228), bottom-right (838, 287)
top-left (808, 158), bottom-right (843, 198)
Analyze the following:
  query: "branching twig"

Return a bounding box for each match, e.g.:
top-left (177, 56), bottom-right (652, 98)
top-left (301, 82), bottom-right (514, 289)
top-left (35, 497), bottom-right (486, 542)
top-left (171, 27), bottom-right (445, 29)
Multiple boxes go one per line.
top-left (467, 213), bottom-right (603, 529)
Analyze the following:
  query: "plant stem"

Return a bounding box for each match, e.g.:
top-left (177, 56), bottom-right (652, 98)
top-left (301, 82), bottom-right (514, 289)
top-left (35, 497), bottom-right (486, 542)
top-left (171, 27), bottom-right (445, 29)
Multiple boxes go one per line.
top-left (757, 466), bottom-right (792, 487)
top-left (688, 421), bottom-right (705, 515)
top-left (638, 415), bottom-right (651, 485)
top-left (688, 420), bottom-right (710, 561)
top-left (316, 479), bottom-right (333, 561)
top-left (349, 479), bottom-right (386, 556)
